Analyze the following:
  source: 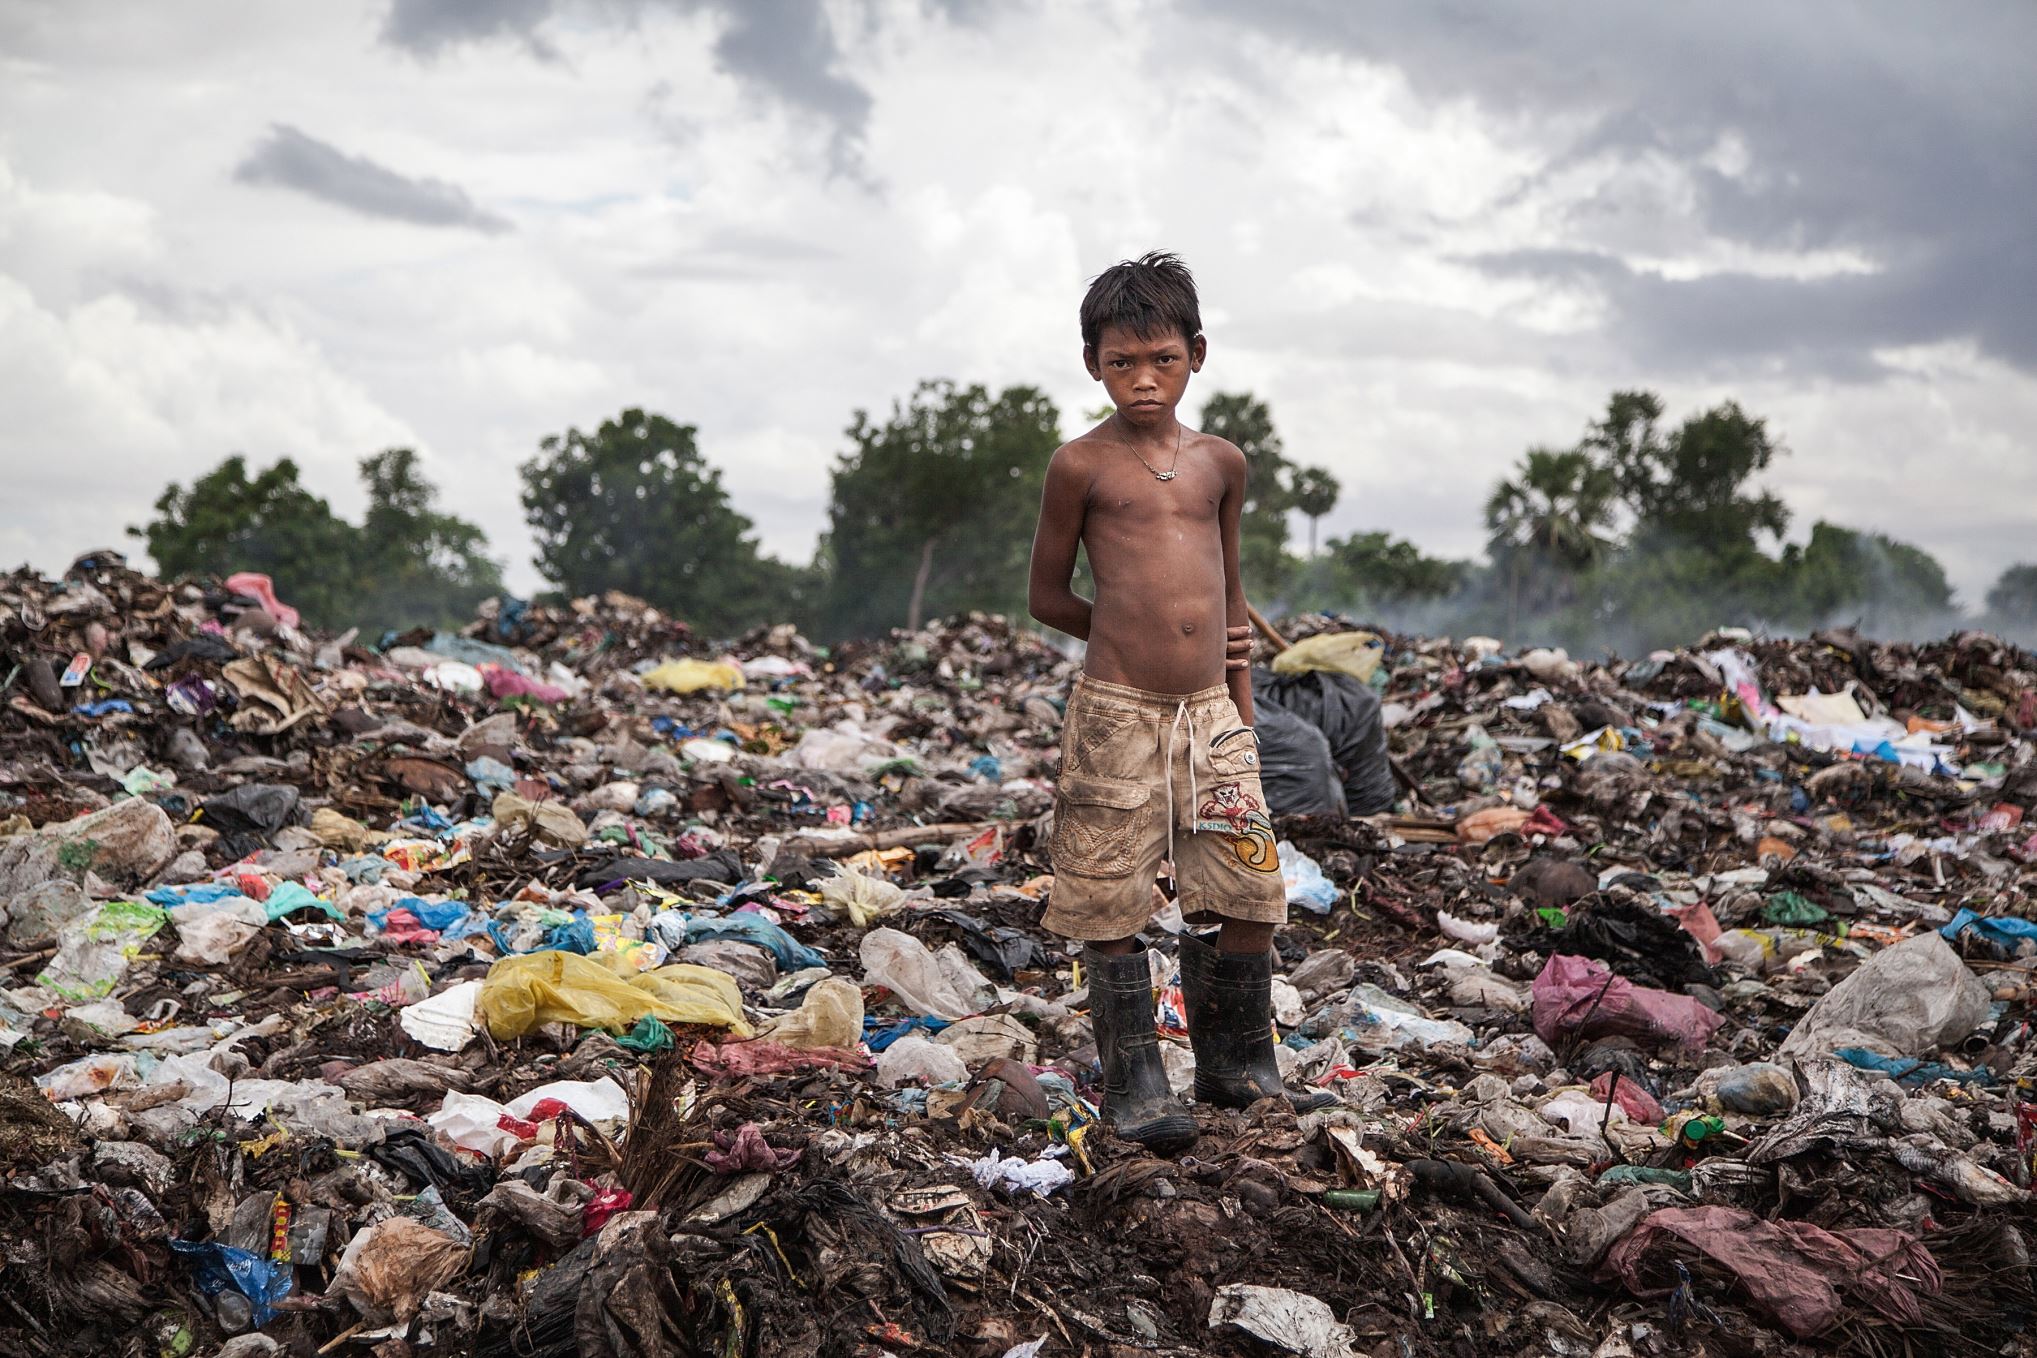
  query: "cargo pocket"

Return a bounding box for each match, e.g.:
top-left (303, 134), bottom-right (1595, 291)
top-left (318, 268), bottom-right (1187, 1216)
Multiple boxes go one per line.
top-left (1049, 775), bottom-right (1151, 879)
top-left (1207, 726), bottom-right (1262, 778)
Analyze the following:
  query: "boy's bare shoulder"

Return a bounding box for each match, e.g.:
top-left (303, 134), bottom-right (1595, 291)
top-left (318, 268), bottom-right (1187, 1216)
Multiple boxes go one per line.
top-left (1189, 430), bottom-right (1249, 480)
top-left (1046, 429), bottom-right (1112, 478)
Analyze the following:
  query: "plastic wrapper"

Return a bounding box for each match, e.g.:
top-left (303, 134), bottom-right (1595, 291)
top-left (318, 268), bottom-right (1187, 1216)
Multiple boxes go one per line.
top-left (475, 951), bottom-right (751, 1038)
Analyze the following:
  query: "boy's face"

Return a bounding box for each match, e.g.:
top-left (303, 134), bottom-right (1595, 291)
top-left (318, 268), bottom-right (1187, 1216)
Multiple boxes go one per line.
top-left (1085, 324), bottom-right (1205, 427)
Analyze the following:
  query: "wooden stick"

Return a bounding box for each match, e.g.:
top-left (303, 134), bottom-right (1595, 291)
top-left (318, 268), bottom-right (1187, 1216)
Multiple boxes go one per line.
top-left (781, 822), bottom-right (988, 858)
top-left (1246, 602), bottom-right (1290, 652)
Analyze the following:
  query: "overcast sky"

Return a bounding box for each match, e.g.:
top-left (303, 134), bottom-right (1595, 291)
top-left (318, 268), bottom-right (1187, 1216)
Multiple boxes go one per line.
top-left (4, 1), bottom-right (2033, 607)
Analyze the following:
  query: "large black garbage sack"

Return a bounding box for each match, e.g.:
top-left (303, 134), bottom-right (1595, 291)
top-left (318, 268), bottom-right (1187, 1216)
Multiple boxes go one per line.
top-left (1249, 699), bottom-right (1346, 818)
top-left (1253, 667), bottom-right (1395, 815)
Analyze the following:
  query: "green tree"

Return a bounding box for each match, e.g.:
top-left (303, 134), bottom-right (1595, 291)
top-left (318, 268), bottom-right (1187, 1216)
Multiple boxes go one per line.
top-left (132, 455), bottom-right (363, 630)
top-left (1197, 391), bottom-right (1295, 596)
top-left (1484, 447), bottom-right (1619, 629)
top-left (133, 452), bottom-right (505, 634)
top-left (351, 449), bottom-right (504, 632)
top-left (1592, 393), bottom-right (1789, 550)
top-left (815, 380), bottom-right (1060, 638)
top-left (1779, 522), bottom-right (1953, 628)
top-left (520, 408), bottom-right (803, 637)
top-left (1291, 465), bottom-right (1341, 557)
top-left (1986, 564), bottom-right (2037, 630)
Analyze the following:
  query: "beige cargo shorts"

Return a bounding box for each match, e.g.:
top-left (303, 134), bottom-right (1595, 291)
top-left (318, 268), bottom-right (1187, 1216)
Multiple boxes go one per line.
top-left (1041, 673), bottom-right (1287, 942)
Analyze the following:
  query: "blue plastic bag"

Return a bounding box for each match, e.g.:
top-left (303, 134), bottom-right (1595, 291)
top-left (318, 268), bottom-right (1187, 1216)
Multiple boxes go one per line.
top-left (686, 911), bottom-right (826, 970)
top-left (169, 1240), bottom-right (292, 1326)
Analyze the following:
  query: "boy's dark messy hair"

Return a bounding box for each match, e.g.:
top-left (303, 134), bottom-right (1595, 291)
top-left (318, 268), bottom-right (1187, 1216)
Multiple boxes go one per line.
top-left (1079, 251), bottom-right (1201, 351)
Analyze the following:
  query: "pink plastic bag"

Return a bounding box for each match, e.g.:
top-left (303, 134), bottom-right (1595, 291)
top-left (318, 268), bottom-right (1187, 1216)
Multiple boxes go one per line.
top-left (1603, 1205), bottom-right (1938, 1338)
top-left (224, 572), bottom-right (299, 629)
top-left (1531, 954), bottom-right (1723, 1051)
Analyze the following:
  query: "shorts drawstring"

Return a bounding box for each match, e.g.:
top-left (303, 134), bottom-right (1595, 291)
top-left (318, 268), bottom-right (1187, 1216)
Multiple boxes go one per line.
top-left (1164, 698), bottom-right (1198, 872)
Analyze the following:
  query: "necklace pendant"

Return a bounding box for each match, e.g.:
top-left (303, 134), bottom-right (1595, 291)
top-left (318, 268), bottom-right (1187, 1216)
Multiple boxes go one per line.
top-left (1154, 469), bottom-right (1176, 481)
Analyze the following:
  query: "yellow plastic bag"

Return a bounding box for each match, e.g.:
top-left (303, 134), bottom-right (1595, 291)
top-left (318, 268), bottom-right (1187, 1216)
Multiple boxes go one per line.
top-left (476, 951), bottom-right (751, 1038)
top-left (761, 977), bottom-right (864, 1050)
top-left (642, 658), bottom-right (745, 694)
top-left (1270, 631), bottom-right (1384, 683)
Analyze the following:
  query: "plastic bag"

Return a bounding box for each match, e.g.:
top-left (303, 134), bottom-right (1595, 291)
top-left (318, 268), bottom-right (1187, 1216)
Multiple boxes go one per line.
top-left (169, 1240), bottom-right (294, 1327)
top-left (876, 1034), bottom-right (968, 1089)
top-left (37, 900), bottom-right (167, 1001)
top-left (642, 658), bottom-right (745, 693)
top-left (761, 976), bottom-right (864, 1050)
top-left (1776, 931), bottom-right (1987, 1061)
top-left (1208, 1284), bottom-right (1359, 1358)
top-left (169, 898), bottom-right (267, 965)
top-left (1338, 984), bottom-right (1475, 1051)
top-left (1243, 699), bottom-right (1345, 818)
top-left (505, 1076), bottom-right (631, 1128)
top-left (817, 861), bottom-right (905, 927)
top-left (1254, 666), bottom-right (1395, 814)
top-left (331, 1217), bottom-right (469, 1325)
top-left (683, 912), bottom-right (825, 971)
top-left (429, 1090), bottom-right (524, 1158)
top-left (1531, 954), bottom-right (1723, 1051)
top-left (1277, 840), bottom-right (1340, 914)
top-left (1456, 725), bottom-right (1503, 790)
top-left (860, 927), bottom-right (984, 1020)
top-left (399, 979), bottom-right (483, 1052)
top-left (475, 951), bottom-right (751, 1038)
top-left (1270, 630), bottom-right (1384, 683)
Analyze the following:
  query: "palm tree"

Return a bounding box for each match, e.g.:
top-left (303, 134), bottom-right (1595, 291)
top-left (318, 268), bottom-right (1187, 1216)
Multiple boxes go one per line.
top-left (1484, 447), bottom-right (1618, 633)
top-left (1290, 466), bottom-right (1341, 557)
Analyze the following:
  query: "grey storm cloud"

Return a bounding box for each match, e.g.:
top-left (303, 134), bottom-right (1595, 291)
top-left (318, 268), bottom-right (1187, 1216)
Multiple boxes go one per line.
top-left (234, 123), bottom-right (512, 233)
top-left (380, 0), bottom-right (874, 173)
top-left (1198, 0), bottom-right (2037, 379)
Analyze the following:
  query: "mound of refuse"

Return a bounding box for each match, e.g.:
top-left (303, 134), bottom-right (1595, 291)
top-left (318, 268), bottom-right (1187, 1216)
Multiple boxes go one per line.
top-left (4, 554), bottom-right (2037, 1356)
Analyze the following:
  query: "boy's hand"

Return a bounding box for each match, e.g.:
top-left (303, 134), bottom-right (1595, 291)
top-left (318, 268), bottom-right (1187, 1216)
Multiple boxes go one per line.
top-left (1225, 623), bottom-right (1253, 671)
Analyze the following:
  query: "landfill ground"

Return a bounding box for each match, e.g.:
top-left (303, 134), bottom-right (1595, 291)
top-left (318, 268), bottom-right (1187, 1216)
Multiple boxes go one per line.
top-left (5, 554), bottom-right (2037, 1358)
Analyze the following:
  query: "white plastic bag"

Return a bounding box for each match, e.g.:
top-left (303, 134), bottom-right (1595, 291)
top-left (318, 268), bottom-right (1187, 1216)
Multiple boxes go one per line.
top-left (874, 1035), bottom-right (969, 1089)
top-left (860, 928), bottom-right (979, 1020)
top-left (1277, 841), bottom-right (1340, 914)
top-left (399, 980), bottom-right (483, 1052)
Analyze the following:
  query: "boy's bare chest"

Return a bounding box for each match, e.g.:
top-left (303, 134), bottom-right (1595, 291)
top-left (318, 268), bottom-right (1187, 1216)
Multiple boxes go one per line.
top-left (1084, 461), bottom-right (1222, 532)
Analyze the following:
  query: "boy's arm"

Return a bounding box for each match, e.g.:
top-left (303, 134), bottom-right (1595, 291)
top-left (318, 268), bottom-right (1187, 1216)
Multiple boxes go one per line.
top-left (1027, 449), bottom-right (1092, 641)
top-left (1218, 448), bottom-right (1255, 725)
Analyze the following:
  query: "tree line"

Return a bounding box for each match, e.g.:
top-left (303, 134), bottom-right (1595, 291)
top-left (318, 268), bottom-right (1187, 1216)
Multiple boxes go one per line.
top-left (132, 383), bottom-right (2037, 649)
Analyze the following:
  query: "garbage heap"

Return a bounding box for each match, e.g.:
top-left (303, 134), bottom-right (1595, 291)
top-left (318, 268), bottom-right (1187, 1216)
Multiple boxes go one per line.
top-left (4, 555), bottom-right (2037, 1358)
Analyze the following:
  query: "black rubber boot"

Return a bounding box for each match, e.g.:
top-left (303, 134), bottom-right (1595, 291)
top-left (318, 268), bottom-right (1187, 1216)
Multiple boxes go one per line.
top-left (1083, 945), bottom-right (1198, 1154)
top-left (1179, 932), bottom-right (1336, 1112)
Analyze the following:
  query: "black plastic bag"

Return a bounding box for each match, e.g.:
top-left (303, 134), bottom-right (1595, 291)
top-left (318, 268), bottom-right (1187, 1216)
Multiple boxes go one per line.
top-left (1253, 667), bottom-right (1395, 814)
top-left (575, 849), bottom-right (745, 891)
top-left (1247, 698), bottom-right (1346, 818)
top-left (197, 782), bottom-right (301, 856)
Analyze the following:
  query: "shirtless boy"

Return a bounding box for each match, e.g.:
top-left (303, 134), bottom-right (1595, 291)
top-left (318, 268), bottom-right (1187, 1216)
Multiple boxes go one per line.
top-left (1028, 252), bottom-right (1331, 1152)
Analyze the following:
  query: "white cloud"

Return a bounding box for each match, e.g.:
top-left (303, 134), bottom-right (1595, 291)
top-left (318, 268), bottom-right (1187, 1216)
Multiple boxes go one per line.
top-left (1, 0), bottom-right (2032, 616)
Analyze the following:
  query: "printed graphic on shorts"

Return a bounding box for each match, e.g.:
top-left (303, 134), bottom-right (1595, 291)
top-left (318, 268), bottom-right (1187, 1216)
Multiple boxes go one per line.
top-left (1195, 781), bottom-right (1279, 873)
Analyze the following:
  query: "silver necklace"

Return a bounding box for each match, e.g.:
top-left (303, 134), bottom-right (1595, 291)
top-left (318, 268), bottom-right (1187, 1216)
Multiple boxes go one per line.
top-left (1126, 421), bottom-right (1182, 481)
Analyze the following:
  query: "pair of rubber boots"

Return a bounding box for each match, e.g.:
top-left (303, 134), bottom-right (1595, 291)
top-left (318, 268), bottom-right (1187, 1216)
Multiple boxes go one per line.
top-left (1084, 933), bottom-right (1334, 1154)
